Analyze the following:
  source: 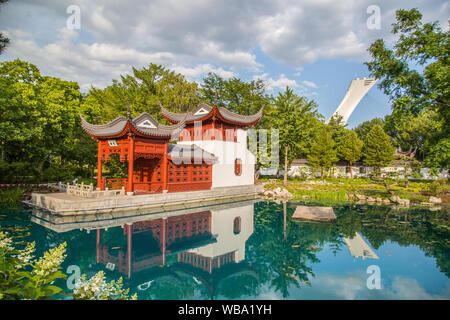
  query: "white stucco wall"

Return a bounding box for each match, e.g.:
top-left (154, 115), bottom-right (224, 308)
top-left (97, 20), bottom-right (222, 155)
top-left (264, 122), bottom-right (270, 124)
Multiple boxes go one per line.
top-left (186, 203), bottom-right (254, 262)
top-left (177, 129), bottom-right (256, 188)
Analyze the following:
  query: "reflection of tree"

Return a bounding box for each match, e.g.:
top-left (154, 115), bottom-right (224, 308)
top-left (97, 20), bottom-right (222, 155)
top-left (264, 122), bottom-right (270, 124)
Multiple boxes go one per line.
top-left (355, 205), bottom-right (450, 277)
top-left (247, 202), bottom-right (325, 298)
top-left (247, 201), bottom-right (450, 298)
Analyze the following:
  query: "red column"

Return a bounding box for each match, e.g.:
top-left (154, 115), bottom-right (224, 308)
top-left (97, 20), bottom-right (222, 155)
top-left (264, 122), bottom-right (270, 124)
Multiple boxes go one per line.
top-left (162, 142), bottom-right (168, 192)
top-left (97, 140), bottom-right (103, 190)
top-left (127, 134), bottom-right (134, 193)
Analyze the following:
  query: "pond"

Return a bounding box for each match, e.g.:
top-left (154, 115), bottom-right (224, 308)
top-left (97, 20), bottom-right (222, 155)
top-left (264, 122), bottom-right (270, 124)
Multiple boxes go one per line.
top-left (1, 199), bottom-right (449, 300)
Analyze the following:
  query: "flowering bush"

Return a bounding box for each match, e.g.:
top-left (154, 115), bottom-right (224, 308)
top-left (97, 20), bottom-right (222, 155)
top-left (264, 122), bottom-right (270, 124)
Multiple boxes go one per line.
top-left (0, 231), bottom-right (66, 299)
top-left (0, 232), bottom-right (137, 300)
top-left (73, 271), bottom-right (137, 300)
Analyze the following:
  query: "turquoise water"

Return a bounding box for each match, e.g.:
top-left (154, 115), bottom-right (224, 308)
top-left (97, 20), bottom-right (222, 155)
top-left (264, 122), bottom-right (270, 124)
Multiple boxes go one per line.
top-left (1, 200), bottom-right (449, 300)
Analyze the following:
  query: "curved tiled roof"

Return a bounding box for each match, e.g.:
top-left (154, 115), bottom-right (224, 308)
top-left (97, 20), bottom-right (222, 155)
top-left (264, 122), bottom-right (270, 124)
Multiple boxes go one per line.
top-left (80, 112), bottom-right (186, 138)
top-left (167, 143), bottom-right (217, 164)
top-left (161, 103), bottom-right (263, 125)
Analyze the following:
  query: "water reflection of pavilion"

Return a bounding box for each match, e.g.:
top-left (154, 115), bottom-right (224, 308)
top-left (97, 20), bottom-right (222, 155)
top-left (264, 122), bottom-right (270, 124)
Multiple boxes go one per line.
top-left (30, 200), bottom-right (259, 298)
top-left (93, 201), bottom-right (256, 297)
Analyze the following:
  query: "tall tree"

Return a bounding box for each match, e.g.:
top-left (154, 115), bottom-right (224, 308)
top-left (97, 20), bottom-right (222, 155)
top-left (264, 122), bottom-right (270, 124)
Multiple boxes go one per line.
top-left (0, 59), bottom-right (82, 182)
top-left (269, 87), bottom-right (321, 185)
top-left (82, 64), bottom-right (200, 123)
top-left (340, 130), bottom-right (363, 178)
top-left (354, 118), bottom-right (385, 142)
top-left (365, 8), bottom-right (449, 170)
top-left (363, 124), bottom-right (394, 178)
top-left (307, 125), bottom-right (338, 178)
top-left (200, 73), bottom-right (271, 128)
top-left (328, 114), bottom-right (347, 160)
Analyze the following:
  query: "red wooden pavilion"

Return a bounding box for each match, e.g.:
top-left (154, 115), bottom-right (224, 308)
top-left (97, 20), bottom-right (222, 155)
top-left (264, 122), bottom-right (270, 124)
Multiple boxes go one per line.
top-left (80, 107), bottom-right (216, 194)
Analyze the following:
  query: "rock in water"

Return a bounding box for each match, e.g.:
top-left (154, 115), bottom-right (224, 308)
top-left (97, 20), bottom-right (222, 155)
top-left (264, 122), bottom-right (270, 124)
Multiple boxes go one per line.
top-left (293, 206), bottom-right (336, 222)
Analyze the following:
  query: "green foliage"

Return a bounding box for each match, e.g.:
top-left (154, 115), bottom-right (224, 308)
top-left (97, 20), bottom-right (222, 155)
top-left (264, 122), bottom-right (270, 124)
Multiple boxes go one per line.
top-left (307, 125), bottom-right (338, 177)
top-left (0, 59), bottom-right (94, 183)
top-left (82, 63), bottom-right (200, 123)
top-left (365, 8), bottom-right (449, 170)
top-left (354, 118), bottom-right (385, 142)
top-left (0, 232), bottom-right (67, 300)
top-left (72, 271), bottom-right (137, 300)
top-left (0, 189), bottom-right (24, 204)
top-left (269, 87), bottom-right (321, 165)
top-left (200, 73), bottom-right (271, 127)
top-left (340, 130), bottom-right (363, 165)
top-left (0, 232), bottom-right (137, 300)
top-left (363, 124), bottom-right (395, 176)
top-left (428, 180), bottom-right (448, 197)
top-left (328, 114), bottom-right (347, 159)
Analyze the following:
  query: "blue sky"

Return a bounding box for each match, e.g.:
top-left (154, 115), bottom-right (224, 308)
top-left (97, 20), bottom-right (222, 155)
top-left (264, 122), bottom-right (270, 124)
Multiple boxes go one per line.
top-left (0, 0), bottom-right (448, 128)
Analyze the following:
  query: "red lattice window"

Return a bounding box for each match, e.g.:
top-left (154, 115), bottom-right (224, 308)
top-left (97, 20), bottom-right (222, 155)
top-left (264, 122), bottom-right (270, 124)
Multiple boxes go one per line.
top-left (234, 158), bottom-right (242, 176)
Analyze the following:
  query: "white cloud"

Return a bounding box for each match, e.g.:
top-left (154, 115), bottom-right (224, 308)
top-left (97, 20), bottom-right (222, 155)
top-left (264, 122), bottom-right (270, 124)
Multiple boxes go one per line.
top-left (0, 0), bottom-right (447, 91)
top-left (170, 64), bottom-right (236, 80)
top-left (253, 73), bottom-right (299, 91)
top-left (302, 80), bottom-right (318, 89)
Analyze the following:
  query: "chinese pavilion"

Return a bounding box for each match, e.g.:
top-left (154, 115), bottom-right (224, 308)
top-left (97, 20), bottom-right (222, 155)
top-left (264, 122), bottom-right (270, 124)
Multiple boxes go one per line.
top-left (161, 103), bottom-right (263, 188)
top-left (80, 107), bottom-right (216, 194)
top-left (80, 102), bottom-right (263, 195)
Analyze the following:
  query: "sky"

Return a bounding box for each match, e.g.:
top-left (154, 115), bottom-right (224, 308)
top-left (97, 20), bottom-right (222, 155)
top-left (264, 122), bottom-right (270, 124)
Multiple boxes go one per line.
top-left (0, 0), bottom-right (448, 128)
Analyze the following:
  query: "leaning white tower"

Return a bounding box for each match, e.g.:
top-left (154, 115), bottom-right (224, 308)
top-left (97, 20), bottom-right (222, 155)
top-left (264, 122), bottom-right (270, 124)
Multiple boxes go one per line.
top-left (326, 78), bottom-right (377, 125)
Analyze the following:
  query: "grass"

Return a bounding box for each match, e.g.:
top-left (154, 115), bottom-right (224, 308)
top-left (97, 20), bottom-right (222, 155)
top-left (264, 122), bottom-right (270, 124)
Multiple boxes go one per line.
top-left (260, 178), bottom-right (449, 204)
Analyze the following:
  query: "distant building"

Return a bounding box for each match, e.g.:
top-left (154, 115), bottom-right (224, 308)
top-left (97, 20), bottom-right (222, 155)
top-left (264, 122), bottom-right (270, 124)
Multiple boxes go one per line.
top-left (326, 78), bottom-right (377, 125)
top-left (259, 158), bottom-right (448, 180)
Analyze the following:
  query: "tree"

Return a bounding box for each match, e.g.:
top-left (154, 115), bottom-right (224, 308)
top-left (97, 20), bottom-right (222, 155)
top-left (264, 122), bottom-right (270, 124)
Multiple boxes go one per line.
top-left (82, 63), bottom-right (200, 124)
top-left (354, 118), bottom-right (385, 142)
top-left (363, 124), bottom-right (394, 178)
top-left (328, 114), bottom-right (347, 160)
top-left (200, 73), bottom-right (271, 128)
top-left (0, 59), bottom-right (82, 183)
top-left (307, 125), bottom-right (338, 178)
top-left (0, 1), bottom-right (9, 55)
top-left (365, 8), bottom-right (449, 170)
top-left (340, 130), bottom-right (363, 178)
top-left (269, 87), bottom-right (321, 185)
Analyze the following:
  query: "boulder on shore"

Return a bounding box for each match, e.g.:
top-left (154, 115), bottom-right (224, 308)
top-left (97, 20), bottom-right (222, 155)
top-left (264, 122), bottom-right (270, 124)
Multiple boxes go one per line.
top-left (262, 187), bottom-right (293, 200)
top-left (429, 196), bottom-right (442, 204)
top-left (355, 194), bottom-right (366, 201)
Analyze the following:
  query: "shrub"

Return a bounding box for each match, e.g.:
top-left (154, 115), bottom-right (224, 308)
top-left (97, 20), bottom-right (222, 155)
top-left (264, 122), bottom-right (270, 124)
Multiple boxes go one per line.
top-left (428, 180), bottom-right (448, 196)
top-left (0, 232), bottom-right (137, 300)
top-left (0, 189), bottom-right (24, 204)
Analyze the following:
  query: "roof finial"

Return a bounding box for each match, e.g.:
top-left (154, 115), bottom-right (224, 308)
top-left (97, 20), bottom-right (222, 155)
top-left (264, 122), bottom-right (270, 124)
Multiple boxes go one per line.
top-left (127, 100), bottom-right (131, 120)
